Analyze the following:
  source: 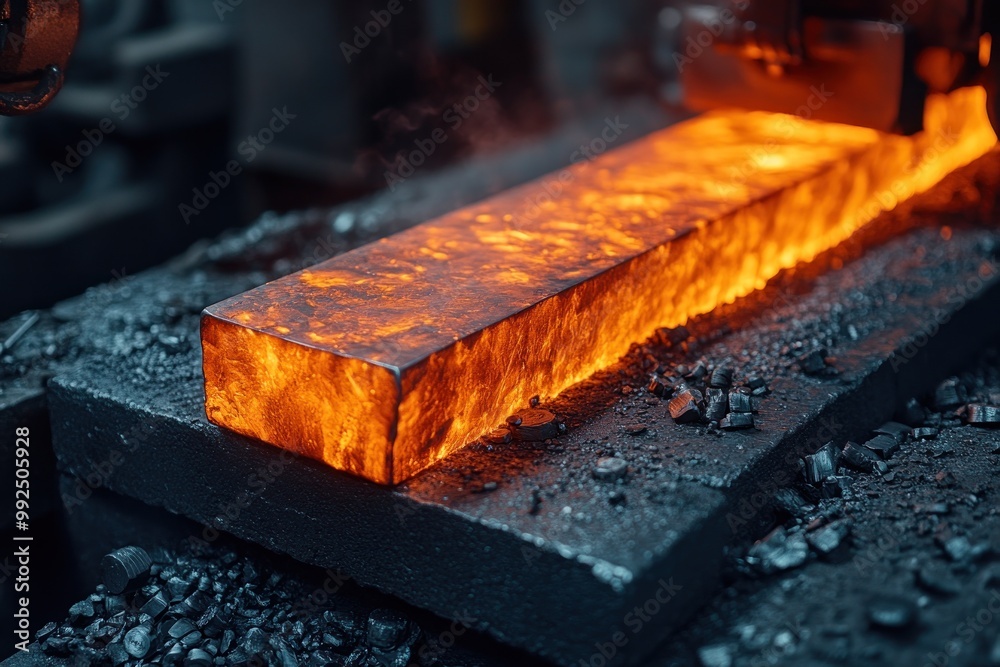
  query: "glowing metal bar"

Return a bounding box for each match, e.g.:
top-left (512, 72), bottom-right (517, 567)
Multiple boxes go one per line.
top-left (202, 88), bottom-right (995, 485)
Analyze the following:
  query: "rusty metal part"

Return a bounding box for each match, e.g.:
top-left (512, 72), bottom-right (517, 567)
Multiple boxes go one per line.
top-left (714, 0), bottom-right (804, 67)
top-left (682, 15), bottom-right (914, 132)
top-left (677, 1), bottom-right (999, 134)
top-left (0, 0), bottom-right (80, 115)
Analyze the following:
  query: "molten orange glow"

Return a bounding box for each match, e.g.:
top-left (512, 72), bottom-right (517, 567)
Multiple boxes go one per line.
top-left (202, 88), bottom-right (995, 485)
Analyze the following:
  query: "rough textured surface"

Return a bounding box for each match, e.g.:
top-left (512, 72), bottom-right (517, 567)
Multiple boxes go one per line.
top-left (201, 91), bottom-right (993, 485)
top-left (18, 539), bottom-right (527, 667)
top-left (3, 145), bottom-right (999, 666)
top-left (0, 101), bottom-right (675, 638)
top-left (658, 345), bottom-right (1000, 667)
top-left (43, 171), bottom-right (1000, 666)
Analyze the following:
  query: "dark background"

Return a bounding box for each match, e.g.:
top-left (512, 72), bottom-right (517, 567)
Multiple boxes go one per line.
top-left (0, 0), bottom-right (683, 318)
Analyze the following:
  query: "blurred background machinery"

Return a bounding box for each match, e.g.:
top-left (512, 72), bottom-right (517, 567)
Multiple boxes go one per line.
top-left (4, 0), bottom-right (994, 318)
top-left (0, 0), bottom-right (670, 319)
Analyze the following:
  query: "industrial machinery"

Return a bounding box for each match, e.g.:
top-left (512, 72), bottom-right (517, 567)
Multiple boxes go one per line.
top-left (5, 1), bottom-right (1000, 137)
top-left (677, 0), bottom-right (1000, 134)
top-left (0, 0), bottom-right (79, 115)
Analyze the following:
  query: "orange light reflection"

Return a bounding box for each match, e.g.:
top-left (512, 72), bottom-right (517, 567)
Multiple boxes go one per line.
top-left (202, 88), bottom-right (996, 484)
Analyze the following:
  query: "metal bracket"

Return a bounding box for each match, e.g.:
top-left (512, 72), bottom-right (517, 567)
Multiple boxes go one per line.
top-left (0, 62), bottom-right (63, 115)
top-left (0, 0), bottom-right (80, 115)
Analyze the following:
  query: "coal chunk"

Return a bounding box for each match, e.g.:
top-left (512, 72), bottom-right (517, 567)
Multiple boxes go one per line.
top-left (940, 535), bottom-right (974, 562)
top-left (821, 475), bottom-right (854, 499)
top-left (139, 589), bottom-right (169, 619)
top-left (912, 427), bottom-right (939, 440)
top-left (646, 375), bottom-right (669, 397)
top-left (704, 388), bottom-right (728, 423)
top-left (101, 546), bottom-right (152, 595)
top-left (841, 441), bottom-right (881, 472)
top-left (185, 648), bottom-right (213, 666)
top-left (123, 627), bottom-right (151, 658)
top-left (697, 644), bottom-right (733, 667)
top-left (708, 366), bottom-right (733, 389)
top-left (867, 598), bottom-right (916, 630)
top-left (593, 457), bottom-right (628, 482)
top-left (862, 434), bottom-right (900, 460)
top-left (799, 349), bottom-right (829, 375)
top-left (802, 442), bottom-right (839, 484)
top-left (806, 520), bottom-right (850, 556)
top-left (668, 390), bottom-right (702, 424)
top-left (916, 564), bottom-right (962, 596)
top-left (773, 488), bottom-right (812, 518)
top-left (166, 576), bottom-right (193, 600)
top-left (68, 599), bottom-right (95, 622)
top-left (747, 527), bottom-right (809, 574)
top-left (168, 618), bottom-right (198, 640)
top-left (484, 428), bottom-right (511, 445)
top-left (965, 404), bottom-right (1000, 426)
top-left (367, 609), bottom-right (409, 650)
top-left (509, 409), bottom-right (560, 441)
top-left (727, 390), bottom-right (753, 414)
top-left (685, 361), bottom-right (708, 382)
top-left (106, 642), bottom-right (129, 665)
top-left (36, 622), bottom-right (57, 642)
top-left (623, 423), bottom-right (647, 436)
top-left (660, 325), bottom-right (690, 346)
top-left (720, 413), bottom-right (754, 430)
top-left (873, 421), bottom-right (910, 444)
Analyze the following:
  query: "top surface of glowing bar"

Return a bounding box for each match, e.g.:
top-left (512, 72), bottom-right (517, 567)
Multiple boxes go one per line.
top-left (212, 114), bottom-right (881, 368)
top-left (204, 89), bottom-right (995, 484)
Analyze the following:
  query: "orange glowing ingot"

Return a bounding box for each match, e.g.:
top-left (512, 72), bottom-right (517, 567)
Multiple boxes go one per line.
top-left (202, 88), bottom-right (995, 485)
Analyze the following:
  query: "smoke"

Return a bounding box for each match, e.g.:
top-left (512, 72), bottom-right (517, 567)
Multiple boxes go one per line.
top-left (353, 52), bottom-right (530, 184)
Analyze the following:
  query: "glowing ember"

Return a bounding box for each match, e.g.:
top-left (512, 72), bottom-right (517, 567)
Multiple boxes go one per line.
top-left (202, 88), bottom-right (995, 485)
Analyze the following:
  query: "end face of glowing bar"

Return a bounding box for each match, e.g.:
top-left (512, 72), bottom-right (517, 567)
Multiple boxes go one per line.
top-left (202, 88), bottom-right (995, 485)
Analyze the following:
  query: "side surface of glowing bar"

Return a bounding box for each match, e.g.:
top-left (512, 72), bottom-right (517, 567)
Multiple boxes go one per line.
top-left (202, 88), bottom-right (995, 485)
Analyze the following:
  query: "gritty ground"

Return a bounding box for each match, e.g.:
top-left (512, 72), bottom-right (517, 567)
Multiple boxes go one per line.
top-left (21, 344), bottom-right (1000, 667)
top-left (4, 150), bottom-right (1000, 667)
top-left (657, 346), bottom-right (1000, 667)
top-left (26, 541), bottom-right (520, 667)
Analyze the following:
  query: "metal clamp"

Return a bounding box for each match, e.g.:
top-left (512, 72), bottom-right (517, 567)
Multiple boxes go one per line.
top-left (0, 0), bottom-right (80, 115)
